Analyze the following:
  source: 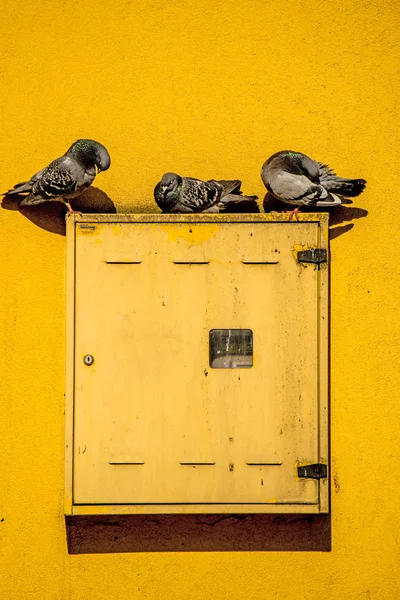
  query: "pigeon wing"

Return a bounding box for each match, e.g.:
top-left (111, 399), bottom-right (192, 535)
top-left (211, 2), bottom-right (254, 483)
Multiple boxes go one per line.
top-left (270, 171), bottom-right (329, 205)
top-left (19, 158), bottom-right (79, 205)
top-left (178, 178), bottom-right (221, 212)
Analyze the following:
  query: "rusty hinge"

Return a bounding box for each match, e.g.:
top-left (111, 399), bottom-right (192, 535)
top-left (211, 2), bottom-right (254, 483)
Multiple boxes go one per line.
top-left (297, 248), bottom-right (327, 264)
top-left (297, 463), bottom-right (328, 479)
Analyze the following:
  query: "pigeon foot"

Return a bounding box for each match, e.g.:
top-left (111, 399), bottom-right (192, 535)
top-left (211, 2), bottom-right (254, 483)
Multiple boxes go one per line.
top-left (287, 207), bottom-right (300, 222)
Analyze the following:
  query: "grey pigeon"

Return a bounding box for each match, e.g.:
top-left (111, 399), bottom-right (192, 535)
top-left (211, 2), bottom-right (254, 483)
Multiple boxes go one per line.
top-left (154, 173), bottom-right (259, 213)
top-left (3, 139), bottom-right (111, 214)
top-left (261, 150), bottom-right (366, 219)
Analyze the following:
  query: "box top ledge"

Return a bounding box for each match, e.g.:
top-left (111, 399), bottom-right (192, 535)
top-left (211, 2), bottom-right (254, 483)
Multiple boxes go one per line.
top-left (69, 213), bottom-right (329, 225)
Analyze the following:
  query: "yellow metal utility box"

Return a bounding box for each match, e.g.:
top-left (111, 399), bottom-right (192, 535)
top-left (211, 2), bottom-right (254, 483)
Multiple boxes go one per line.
top-left (65, 214), bottom-right (329, 515)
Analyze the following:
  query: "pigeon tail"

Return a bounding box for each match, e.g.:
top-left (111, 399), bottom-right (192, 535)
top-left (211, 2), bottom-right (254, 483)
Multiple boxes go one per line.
top-left (2, 181), bottom-right (33, 196)
top-left (320, 177), bottom-right (366, 197)
top-left (314, 193), bottom-right (353, 207)
top-left (217, 194), bottom-right (259, 213)
top-left (212, 179), bottom-right (242, 196)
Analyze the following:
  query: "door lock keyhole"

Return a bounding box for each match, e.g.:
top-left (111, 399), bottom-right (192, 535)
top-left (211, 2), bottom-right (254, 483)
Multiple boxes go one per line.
top-left (83, 354), bottom-right (94, 366)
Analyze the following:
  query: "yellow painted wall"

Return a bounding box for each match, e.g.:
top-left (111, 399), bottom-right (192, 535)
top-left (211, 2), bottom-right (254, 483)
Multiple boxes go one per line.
top-left (0, 0), bottom-right (399, 597)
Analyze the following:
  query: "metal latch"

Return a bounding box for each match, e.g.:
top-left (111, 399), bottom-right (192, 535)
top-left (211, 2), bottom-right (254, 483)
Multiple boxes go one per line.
top-left (297, 463), bottom-right (327, 479)
top-left (297, 249), bottom-right (327, 264)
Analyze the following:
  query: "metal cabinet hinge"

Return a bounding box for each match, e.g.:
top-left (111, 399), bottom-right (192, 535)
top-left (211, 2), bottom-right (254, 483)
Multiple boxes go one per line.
top-left (297, 463), bottom-right (328, 479)
top-left (297, 249), bottom-right (327, 264)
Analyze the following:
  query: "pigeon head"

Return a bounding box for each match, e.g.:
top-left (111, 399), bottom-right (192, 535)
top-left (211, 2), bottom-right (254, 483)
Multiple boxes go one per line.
top-left (154, 172), bottom-right (183, 210)
top-left (159, 172), bottom-right (182, 194)
top-left (68, 139), bottom-right (111, 172)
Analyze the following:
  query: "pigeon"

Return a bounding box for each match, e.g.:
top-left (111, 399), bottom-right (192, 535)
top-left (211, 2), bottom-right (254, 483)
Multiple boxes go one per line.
top-left (261, 150), bottom-right (366, 220)
top-left (154, 173), bottom-right (259, 213)
top-left (3, 139), bottom-right (111, 214)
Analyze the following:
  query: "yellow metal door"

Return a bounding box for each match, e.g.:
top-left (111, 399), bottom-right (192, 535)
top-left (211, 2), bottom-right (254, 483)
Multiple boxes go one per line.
top-left (71, 216), bottom-right (328, 511)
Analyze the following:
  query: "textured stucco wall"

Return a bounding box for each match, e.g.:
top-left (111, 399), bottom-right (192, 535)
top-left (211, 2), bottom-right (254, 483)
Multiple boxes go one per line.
top-left (0, 0), bottom-right (399, 598)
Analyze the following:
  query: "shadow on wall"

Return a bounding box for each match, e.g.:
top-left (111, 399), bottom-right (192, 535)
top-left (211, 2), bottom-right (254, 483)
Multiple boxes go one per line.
top-left (263, 192), bottom-right (369, 240)
top-left (66, 513), bottom-right (331, 554)
top-left (1, 187), bottom-right (117, 236)
top-left (1, 188), bottom-right (368, 238)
